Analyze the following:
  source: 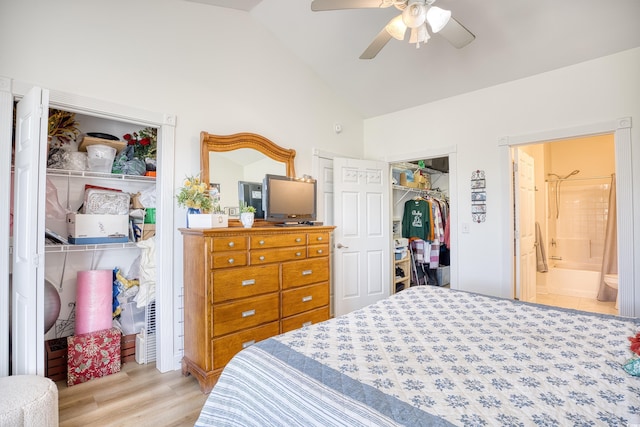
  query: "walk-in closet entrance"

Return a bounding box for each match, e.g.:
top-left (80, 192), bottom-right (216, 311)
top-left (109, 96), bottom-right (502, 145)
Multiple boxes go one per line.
top-left (391, 157), bottom-right (451, 294)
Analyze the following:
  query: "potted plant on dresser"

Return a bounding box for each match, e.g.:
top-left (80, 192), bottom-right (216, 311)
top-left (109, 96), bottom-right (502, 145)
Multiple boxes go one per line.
top-left (177, 174), bottom-right (220, 228)
top-left (239, 202), bottom-right (256, 228)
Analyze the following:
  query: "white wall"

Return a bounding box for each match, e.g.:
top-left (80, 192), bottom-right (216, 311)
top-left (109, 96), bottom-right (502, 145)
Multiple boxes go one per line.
top-left (0, 0), bottom-right (364, 367)
top-left (364, 48), bottom-right (640, 302)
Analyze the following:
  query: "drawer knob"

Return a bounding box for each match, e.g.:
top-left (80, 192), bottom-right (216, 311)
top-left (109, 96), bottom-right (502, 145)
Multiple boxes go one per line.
top-left (259, 255), bottom-right (265, 261)
top-left (317, 249), bottom-right (323, 254)
top-left (242, 340), bottom-right (256, 349)
top-left (302, 321), bottom-right (312, 327)
top-left (317, 237), bottom-right (323, 241)
top-left (296, 252), bottom-right (302, 257)
top-left (302, 295), bottom-right (313, 302)
top-left (228, 258), bottom-right (235, 264)
top-left (242, 309), bottom-right (256, 318)
top-left (241, 279), bottom-right (255, 286)
top-left (228, 241), bottom-right (235, 248)
top-left (259, 240), bottom-right (265, 245)
top-left (302, 270), bottom-right (312, 276)
top-left (295, 238), bottom-right (302, 242)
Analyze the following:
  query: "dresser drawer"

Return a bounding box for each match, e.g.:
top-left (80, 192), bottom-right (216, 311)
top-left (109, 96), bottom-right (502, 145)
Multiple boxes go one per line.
top-left (213, 293), bottom-right (279, 337)
top-left (212, 322), bottom-right (279, 370)
top-left (211, 251), bottom-right (248, 269)
top-left (282, 258), bottom-right (329, 289)
top-left (212, 265), bottom-right (279, 303)
top-left (210, 236), bottom-right (248, 252)
top-left (251, 247), bottom-right (306, 265)
top-left (281, 306), bottom-right (330, 334)
top-left (307, 244), bottom-right (329, 258)
top-left (281, 282), bottom-right (329, 317)
top-left (308, 232), bottom-right (329, 245)
top-left (251, 233), bottom-right (306, 249)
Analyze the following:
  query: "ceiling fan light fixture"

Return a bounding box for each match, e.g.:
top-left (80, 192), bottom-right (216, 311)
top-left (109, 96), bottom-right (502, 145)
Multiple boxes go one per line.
top-left (385, 14), bottom-right (407, 40)
top-left (401, 2), bottom-right (427, 28)
top-left (409, 23), bottom-right (430, 47)
top-left (426, 6), bottom-right (451, 33)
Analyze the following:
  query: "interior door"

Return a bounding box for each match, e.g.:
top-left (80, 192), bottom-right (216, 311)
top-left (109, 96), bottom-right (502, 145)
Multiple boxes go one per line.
top-left (514, 148), bottom-right (536, 302)
top-left (12, 86), bottom-right (48, 375)
top-left (333, 158), bottom-right (389, 317)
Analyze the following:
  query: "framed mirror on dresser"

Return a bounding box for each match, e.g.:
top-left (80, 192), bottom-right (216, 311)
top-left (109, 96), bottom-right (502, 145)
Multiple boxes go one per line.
top-left (200, 132), bottom-right (296, 225)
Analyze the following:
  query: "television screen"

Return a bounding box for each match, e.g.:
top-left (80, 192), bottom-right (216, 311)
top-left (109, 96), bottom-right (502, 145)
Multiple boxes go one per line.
top-left (263, 174), bottom-right (317, 224)
top-left (238, 181), bottom-right (264, 219)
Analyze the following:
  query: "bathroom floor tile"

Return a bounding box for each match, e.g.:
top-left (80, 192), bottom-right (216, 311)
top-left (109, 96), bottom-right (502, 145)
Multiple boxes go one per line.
top-left (536, 292), bottom-right (618, 316)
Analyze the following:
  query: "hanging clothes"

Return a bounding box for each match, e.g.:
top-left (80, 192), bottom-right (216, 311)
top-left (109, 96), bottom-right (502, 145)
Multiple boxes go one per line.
top-left (425, 199), bottom-right (444, 268)
top-left (411, 239), bottom-right (428, 263)
top-left (402, 199), bottom-right (430, 241)
top-left (402, 192), bottom-right (450, 286)
top-left (443, 210), bottom-right (450, 249)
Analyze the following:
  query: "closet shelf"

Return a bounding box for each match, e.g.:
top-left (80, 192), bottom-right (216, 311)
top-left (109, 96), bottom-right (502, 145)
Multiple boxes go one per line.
top-left (45, 242), bottom-right (139, 253)
top-left (392, 162), bottom-right (445, 176)
top-left (47, 169), bottom-right (155, 183)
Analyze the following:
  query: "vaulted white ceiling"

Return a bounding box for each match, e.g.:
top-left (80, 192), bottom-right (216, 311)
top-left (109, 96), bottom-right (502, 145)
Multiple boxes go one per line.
top-left (188, 0), bottom-right (640, 118)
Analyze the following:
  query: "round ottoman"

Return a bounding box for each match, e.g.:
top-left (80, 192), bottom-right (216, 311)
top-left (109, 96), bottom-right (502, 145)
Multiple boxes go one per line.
top-left (0, 375), bottom-right (58, 426)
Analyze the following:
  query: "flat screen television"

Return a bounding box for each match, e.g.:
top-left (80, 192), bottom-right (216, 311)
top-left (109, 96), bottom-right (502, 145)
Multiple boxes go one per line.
top-left (238, 181), bottom-right (264, 219)
top-left (262, 174), bottom-right (317, 224)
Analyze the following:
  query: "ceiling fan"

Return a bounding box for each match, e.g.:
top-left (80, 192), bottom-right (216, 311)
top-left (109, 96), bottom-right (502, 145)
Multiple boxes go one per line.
top-left (311, 0), bottom-right (475, 59)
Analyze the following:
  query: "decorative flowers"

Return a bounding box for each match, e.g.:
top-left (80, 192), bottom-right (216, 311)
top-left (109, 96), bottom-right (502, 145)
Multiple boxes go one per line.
top-left (123, 127), bottom-right (157, 160)
top-left (48, 109), bottom-right (80, 147)
top-left (630, 331), bottom-right (640, 356)
top-left (176, 174), bottom-right (212, 212)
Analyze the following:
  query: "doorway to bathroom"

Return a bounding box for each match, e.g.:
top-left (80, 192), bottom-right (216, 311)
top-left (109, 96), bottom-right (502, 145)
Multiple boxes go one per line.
top-left (513, 134), bottom-right (618, 315)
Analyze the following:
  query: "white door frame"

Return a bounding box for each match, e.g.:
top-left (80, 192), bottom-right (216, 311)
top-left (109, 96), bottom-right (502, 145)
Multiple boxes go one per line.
top-left (0, 78), bottom-right (13, 376)
top-left (1, 77), bottom-right (177, 373)
top-left (499, 117), bottom-right (635, 316)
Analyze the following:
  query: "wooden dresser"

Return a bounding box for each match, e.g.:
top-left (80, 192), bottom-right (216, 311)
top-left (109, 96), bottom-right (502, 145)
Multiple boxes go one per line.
top-left (180, 225), bottom-right (335, 393)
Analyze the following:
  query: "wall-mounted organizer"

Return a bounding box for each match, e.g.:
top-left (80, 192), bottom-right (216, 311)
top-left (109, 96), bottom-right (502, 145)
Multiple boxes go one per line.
top-left (471, 169), bottom-right (486, 223)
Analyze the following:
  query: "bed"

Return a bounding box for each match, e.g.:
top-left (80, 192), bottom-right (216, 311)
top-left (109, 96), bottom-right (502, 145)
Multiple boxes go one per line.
top-left (196, 286), bottom-right (640, 426)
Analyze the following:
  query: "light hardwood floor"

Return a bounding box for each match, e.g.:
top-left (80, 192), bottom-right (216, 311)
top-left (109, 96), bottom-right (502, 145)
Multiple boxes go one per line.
top-left (57, 362), bottom-right (208, 427)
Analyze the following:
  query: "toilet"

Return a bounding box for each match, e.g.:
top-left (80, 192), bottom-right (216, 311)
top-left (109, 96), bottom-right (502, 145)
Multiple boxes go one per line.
top-left (604, 273), bottom-right (618, 309)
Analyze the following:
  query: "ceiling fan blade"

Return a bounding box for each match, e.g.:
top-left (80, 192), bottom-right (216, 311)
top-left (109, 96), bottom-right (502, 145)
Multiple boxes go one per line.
top-left (311, 0), bottom-right (394, 11)
top-left (437, 17), bottom-right (475, 49)
top-left (359, 27), bottom-right (393, 60)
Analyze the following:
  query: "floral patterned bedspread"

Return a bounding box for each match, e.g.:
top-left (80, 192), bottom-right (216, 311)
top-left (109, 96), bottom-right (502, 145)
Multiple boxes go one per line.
top-left (197, 286), bottom-right (640, 426)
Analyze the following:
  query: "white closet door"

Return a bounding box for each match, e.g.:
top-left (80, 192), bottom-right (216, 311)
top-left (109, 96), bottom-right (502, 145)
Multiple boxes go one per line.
top-left (333, 157), bottom-right (390, 317)
top-left (12, 86), bottom-right (48, 375)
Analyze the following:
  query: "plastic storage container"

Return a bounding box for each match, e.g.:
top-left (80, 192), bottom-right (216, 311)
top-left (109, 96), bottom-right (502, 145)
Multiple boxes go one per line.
top-left (86, 144), bottom-right (116, 173)
top-left (119, 301), bottom-right (145, 335)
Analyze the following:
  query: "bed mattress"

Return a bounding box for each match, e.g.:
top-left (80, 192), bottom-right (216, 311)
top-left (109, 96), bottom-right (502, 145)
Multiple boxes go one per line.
top-left (196, 286), bottom-right (640, 426)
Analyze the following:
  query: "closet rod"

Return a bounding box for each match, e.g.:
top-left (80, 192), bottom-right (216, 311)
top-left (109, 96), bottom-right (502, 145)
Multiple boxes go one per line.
top-left (393, 185), bottom-right (447, 206)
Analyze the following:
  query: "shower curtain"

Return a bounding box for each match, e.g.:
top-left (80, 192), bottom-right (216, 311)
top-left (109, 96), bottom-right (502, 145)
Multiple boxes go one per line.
top-left (597, 174), bottom-right (617, 302)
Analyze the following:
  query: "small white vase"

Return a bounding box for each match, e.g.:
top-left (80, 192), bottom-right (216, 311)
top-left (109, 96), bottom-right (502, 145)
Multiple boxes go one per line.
top-left (240, 212), bottom-right (255, 228)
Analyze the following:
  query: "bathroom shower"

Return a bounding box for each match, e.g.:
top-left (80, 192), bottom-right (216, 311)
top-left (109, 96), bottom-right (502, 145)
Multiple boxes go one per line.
top-left (547, 169), bottom-right (580, 218)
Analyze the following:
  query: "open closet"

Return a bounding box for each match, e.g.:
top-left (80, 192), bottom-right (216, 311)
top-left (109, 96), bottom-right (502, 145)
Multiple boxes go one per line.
top-left (391, 157), bottom-right (450, 293)
top-left (1, 80), bottom-right (176, 377)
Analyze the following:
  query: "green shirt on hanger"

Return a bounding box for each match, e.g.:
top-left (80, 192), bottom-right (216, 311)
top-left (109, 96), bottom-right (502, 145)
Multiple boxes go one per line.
top-left (402, 199), bottom-right (430, 240)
